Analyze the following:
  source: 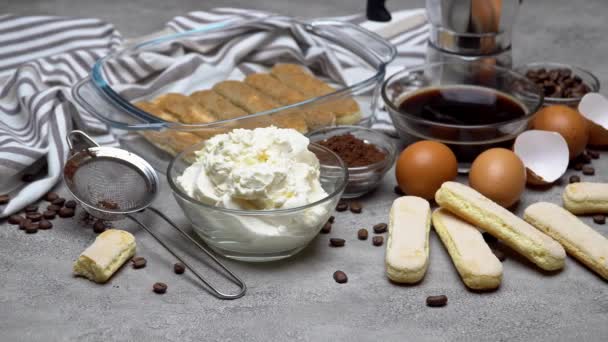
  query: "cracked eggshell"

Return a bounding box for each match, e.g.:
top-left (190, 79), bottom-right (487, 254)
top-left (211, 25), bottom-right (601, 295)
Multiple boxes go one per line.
top-left (513, 130), bottom-right (569, 185)
top-left (579, 93), bottom-right (608, 146)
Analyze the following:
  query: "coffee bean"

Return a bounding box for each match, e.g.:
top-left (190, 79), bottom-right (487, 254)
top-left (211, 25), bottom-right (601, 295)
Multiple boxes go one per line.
top-left (24, 222), bottom-right (39, 234)
top-left (582, 166), bottom-right (595, 175)
top-left (593, 215), bottom-right (606, 225)
top-left (426, 295), bottom-right (448, 307)
top-left (25, 205), bottom-right (38, 213)
top-left (47, 204), bottom-right (61, 212)
top-left (153, 282), bottom-right (167, 294)
top-left (579, 153), bottom-right (592, 164)
top-left (328, 216), bottom-right (335, 224)
top-left (52, 198), bottom-right (66, 207)
top-left (26, 213), bottom-right (42, 222)
top-left (320, 222), bottom-right (332, 234)
top-left (333, 270), bottom-right (348, 284)
top-left (573, 163), bottom-right (583, 171)
top-left (93, 220), bottom-right (106, 233)
top-left (174, 262), bottom-right (186, 274)
top-left (19, 219), bottom-right (32, 230)
top-left (132, 256), bottom-right (147, 269)
top-left (0, 194), bottom-right (9, 205)
top-left (587, 150), bottom-right (600, 159)
top-left (43, 210), bottom-right (56, 220)
top-left (349, 202), bottom-right (362, 214)
top-left (357, 228), bottom-right (368, 240)
top-left (21, 173), bottom-right (35, 182)
top-left (335, 201), bottom-right (348, 212)
top-left (372, 236), bottom-right (384, 246)
top-left (525, 67), bottom-right (590, 99)
top-left (329, 238), bottom-right (345, 247)
top-left (45, 192), bottom-right (59, 202)
top-left (373, 223), bottom-right (387, 234)
top-left (394, 186), bottom-right (405, 196)
top-left (58, 207), bottom-right (75, 218)
top-left (569, 175), bottom-right (581, 184)
top-left (39, 220), bottom-right (53, 230)
top-left (65, 200), bottom-right (77, 209)
top-left (482, 232), bottom-right (498, 244)
top-left (8, 215), bottom-right (24, 225)
top-left (492, 248), bottom-right (506, 262)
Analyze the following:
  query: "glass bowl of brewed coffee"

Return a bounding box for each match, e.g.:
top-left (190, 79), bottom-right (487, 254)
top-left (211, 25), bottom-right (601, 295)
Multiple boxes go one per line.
top-left (382, 62), bottom-right (543, 171)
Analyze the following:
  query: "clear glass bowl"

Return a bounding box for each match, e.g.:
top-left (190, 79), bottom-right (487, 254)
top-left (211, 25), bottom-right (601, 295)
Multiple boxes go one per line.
top-left (382, 62), bottom-right (543, 170)
top-left (167, 143), bottom-right (348, 262)
top-left (307, 126), bottom-right (396, 198)
top-left (514, 62), bottom-right (600, 108)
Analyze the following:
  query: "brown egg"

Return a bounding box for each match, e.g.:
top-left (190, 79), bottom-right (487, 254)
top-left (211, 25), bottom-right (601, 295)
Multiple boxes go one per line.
top-left (395, 141), bottom-right (458, 200)
top-left (588, 119), bottom-right (608, 147)
top-left (469, 148), bottom-right (526, 208)
top-left (532, 105), bottom-right (589, 158)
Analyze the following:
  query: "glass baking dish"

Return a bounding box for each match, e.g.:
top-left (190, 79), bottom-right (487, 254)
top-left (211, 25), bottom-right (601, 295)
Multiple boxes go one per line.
top-left (72, 16), bottom-right (396, 171)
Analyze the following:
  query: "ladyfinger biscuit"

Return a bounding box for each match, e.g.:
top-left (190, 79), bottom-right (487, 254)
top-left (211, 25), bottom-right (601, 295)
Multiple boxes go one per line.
top-left (189, 90), bottom-right (248, 120)
top-left (432, 208), bottom-right (503, 290)
top-left (270, 64), bottom-right (361, 125)
top-left (435, 182), bottom-right (565, 271)
top-left (213, 80), bottom-right (308, 133)
top-left (385, 196), bottom-right (431, 283)
top-left (153, 93), bottom-right (216, 124)
top-left (73, 229), bottom-right (136, 283)
top-left (524, 202), bottom-right (608, 280)
top-left (245, 73), bottom-right (335, 129)
top-left (563, 182), bottom-right (608, 214)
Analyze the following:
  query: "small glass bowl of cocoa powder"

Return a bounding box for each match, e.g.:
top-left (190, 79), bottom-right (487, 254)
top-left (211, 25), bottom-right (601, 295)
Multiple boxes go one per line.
top-left (309, 126), bottom-right (396, 198)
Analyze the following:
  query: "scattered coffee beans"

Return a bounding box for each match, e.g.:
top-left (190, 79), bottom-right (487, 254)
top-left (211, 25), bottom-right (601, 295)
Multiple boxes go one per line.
top-left (394, 186), bottom-right (405, 196)
top-left (573, 163), bottom-right (583, 171)
top-left (492, 248), bottom-right (506, 262)
top-left (587, 150), bottom-right (600, 159)
top-left (593, 215), bottom-right (606, 225)
top-left (39, 220), bottom-right (53, 230)
top-left (328, 216), bottom-right (335, 224)
top-left (426, 295), bottom-right (448, 307)
top-left (525, 68), bottom-right (590, 98)
top-left (329, 238), bottom-right (345, 247)
top-left (482, 232), bottom-right (498, 245)
top-left (320, 222), bottom-right (332, 234)
top-left (58, 207), bottom-right (75, 218)
top-left (93, 220), bottom-right (106, 233)
top-left (8, 215), bottom-right (23, 225)
top-left (349, 202), bottom-right (362, 214)
top-left (335, 201), bottom-right (348, 212)
top-left (569, 175), bottom-right (581, 184)
top-left (333, 270), bottom-right (348, 284)
top-left (19, 219), bottom-right (32, 230)
top-left (65, 200), bottom-right (77, 209)
top-left (174, 262), bottom-right (186, 274)
top-left (26, 213), bottom-right (42, 222)
top-left (45, 192), bottom-right (59, 202)
top-left (47, 204), bottom-right (61, 212)
top-left (24, 222), bottom-right (39, 234)
top-left (373, 223), bottom-right (387, 234)
top-left (0, 194), bottom-right (9, 205)
top-left (132, 256), bottom-right (147, 269)
top-left (25, 205), bottom-right (38, 213)
top-left (153, 282), bottom-right (167, 294)
top-left (357, 228), bottom-right (368, 240)
top-left (372, 236), bottom-right (384, 246)
top-left (582, 166), bottom-right (595, 175)
top-left (52, 198), bottom-right (66, 207)
top-left (43, 210), bottom-right (56, 220)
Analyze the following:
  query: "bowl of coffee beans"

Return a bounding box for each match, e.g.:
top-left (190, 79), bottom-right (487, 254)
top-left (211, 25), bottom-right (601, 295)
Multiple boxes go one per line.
top-left (515, 62), bottom-right (600, 107)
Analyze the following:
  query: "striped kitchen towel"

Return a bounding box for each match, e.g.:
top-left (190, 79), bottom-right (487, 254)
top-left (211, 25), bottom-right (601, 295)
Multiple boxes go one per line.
top-left (0, 8), bottom-right (428, 217)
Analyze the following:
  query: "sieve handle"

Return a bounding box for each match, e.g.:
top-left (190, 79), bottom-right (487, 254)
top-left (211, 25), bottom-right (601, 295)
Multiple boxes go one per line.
top-left (126, 208), bottom-right (246, 300)
top-left (67, 130), bottom-right (101, 152)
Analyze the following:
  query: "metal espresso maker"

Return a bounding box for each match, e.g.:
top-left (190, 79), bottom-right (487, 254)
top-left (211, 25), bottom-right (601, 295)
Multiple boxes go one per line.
top-left (367, 0), bottom-right (522, 68)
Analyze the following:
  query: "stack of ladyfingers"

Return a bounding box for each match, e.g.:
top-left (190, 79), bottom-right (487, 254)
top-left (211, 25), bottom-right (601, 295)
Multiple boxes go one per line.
top-left (134, 64), bottom-right (361, 156)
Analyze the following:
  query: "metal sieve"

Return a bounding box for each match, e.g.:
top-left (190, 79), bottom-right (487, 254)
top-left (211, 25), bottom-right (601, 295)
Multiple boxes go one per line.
top-left (64, 130), bottom-right (246, 299)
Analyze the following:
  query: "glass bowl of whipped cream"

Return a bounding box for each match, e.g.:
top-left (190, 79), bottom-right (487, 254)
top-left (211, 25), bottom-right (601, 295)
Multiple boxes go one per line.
top-left (168, 127), bottom-right (348, 262)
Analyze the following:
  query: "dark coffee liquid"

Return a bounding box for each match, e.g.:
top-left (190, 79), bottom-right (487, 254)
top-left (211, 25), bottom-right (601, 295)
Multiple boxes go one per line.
top-left (398, 86), bottom-right (526, 125)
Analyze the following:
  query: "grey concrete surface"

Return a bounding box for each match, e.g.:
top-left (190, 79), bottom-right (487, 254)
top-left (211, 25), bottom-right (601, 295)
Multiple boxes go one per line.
top-left (2, 0), bottom-right (608, 341)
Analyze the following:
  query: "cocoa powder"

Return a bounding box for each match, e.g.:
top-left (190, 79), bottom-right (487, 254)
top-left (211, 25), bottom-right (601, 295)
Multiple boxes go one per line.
top-left (319, 133), bottom-right (386, 167)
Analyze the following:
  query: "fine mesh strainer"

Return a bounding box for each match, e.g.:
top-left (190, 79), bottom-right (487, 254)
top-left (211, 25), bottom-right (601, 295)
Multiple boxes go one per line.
top-left (64, 130), bottom-right (246, 299)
